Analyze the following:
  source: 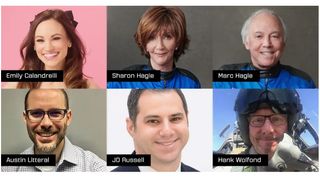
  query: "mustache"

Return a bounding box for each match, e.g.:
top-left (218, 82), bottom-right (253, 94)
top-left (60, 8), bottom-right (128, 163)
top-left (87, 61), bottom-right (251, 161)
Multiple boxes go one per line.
top-left (256, 135), bottom-right (281, 141)
top-left (35, 128), bottom-right (56, 134)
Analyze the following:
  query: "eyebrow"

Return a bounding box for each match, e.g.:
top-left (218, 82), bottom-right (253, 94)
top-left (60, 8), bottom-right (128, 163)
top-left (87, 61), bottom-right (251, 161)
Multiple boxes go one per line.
top-left (35, 33), bottom-right (63, 38)
top-left (143, 112), bottom-right (185, 120)
top-left (170, 113), bottom-right (184, 118)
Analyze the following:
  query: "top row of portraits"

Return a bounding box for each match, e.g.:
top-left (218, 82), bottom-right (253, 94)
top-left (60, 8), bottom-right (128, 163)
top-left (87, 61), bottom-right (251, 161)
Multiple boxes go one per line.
top-left (1, 6), bottom-right (318, 89)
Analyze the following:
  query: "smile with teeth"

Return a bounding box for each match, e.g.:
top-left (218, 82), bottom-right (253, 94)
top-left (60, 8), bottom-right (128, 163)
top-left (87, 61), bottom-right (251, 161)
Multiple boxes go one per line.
top-left (43, 52), bottom-right (59, 59)
top-left (156, 139), bottom-right (178, 146)
top-left (260, 51), bottom-right (274, 55)
top-left (38, 132), bottom-right (54, 137)
top-left (36, 132), bottom-right (56, 143)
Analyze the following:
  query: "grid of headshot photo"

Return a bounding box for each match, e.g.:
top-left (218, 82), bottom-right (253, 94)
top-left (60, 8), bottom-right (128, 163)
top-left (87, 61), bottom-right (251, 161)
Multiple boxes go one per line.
top-left (0, 3), bottom-right (319, 178)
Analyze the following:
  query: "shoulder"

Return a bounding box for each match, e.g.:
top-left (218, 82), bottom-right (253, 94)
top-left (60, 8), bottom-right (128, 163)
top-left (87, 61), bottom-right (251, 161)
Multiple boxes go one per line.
top-left (176, 68), bottom-right (200, 84)
top-left (2, 82), bottom-right (18, 89)
top-left (111, 166), bottom-right (140, 172)
top-left (181, 162), bottom-right (199, 172)
top-left (71, 144), bottom-right (107, 171)
top-left (280, 64), bottom-right (314, 82)
top-left (218, 63), bottom-right (249, 70)
top-left (86, 79), bottom-right (100, 89)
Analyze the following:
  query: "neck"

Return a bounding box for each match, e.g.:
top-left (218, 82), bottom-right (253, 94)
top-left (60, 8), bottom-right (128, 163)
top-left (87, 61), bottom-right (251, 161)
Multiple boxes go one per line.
top-left (35, 138), bottom-right (65, 164)
top-left (45, 63), bottom-right (64, 70)
top-left (39, 82), bottom-right (66, 89)
top-left (150, 155), bottom-right (181, 171)
top-left (149, 60), bottom-right (174, 72)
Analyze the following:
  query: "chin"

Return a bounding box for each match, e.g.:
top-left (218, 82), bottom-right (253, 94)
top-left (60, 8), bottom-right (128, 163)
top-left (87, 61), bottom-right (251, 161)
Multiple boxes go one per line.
top-left (36, 143), bottom-right (56, 153)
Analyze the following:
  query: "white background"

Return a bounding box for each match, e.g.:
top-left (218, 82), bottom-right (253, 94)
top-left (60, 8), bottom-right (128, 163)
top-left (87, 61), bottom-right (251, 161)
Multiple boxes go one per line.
top-left (107, 89), bottom-right (213, 171)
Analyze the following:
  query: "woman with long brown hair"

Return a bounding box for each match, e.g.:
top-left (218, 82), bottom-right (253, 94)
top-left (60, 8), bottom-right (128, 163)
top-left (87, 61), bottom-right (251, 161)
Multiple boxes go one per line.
top-left (4, 9), bottom-right (98, 88)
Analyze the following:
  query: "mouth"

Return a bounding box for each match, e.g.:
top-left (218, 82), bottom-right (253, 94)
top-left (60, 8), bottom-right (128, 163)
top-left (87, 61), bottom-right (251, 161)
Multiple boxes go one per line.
top-left (154, 52), bottom-right (168, 57)
top-left (260, 51), bottom-right (275, 56)
top-left (36, 132), bottom-right (56, 143)
top-left (155, 138), bottom-right (178, 147)
top-left (43, 52), bottom-right (59, 60)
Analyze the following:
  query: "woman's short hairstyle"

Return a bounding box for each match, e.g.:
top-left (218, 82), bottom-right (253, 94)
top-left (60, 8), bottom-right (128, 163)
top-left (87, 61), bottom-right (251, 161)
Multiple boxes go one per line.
top-left (134, 6), bottom-right (190, 62)
top-left (18, 9), bottom-right (88, 88)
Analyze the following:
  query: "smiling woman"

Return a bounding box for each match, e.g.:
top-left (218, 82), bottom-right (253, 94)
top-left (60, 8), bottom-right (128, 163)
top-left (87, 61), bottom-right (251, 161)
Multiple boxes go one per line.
top-left (5, 9), bottom-right (98, 89)
top-left (107, 6), bottom-right (201, 89)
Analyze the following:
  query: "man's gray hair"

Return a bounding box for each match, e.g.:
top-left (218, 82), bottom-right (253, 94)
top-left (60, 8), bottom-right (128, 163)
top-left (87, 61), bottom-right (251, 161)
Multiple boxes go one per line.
top-left (241, 9), bottom-right (287, 44)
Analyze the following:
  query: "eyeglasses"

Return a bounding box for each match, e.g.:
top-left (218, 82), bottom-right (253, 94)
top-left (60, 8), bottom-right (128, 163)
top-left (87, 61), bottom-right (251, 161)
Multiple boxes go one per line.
top-left (248, 114), bottom-right (287, 127)
top-left (25, 109), bottom-right (68, 122)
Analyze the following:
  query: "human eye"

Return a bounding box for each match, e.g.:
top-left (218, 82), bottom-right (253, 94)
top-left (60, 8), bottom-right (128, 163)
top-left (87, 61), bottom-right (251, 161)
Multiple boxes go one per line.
top-left (163, 34), bottom-right (173, 40)
top-left (35, 38), bottom-right (44, 43)
top-left (52, 36), bottom-right (62, 40)
top-left (171, 116), bottom-right (183, 123)
top-left (29, 110), bottom-right (44, 118)
top-left (48, 109), bottom-right (64, 118)
top-left (271, 115), bottom-right (286, 125)
top-left (148, 34), bottom-right (156, 41)
top-left (146, 119), bottom-right (160, 125)
top-left (271, 34), bottom-right (280, 39)
top-left (250, 116), bottom-right (264, 125)
top-left (255, 34), bottom-right (263, 39)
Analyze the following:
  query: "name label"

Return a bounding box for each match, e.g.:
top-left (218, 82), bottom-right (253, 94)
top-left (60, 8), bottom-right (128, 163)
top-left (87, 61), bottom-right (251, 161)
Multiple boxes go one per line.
top-left (213, 70), bottom-right (260, 82)
top-left (107, 154), bottom-right (151, 166)
top-left (2, 70), bottom-right (63, 82)
top-left (108, 70), bottom-right (160, 82)
top-left (213, 154), bottom-right (268, 166)
top-left (1, 154), bottom-right (55, 166)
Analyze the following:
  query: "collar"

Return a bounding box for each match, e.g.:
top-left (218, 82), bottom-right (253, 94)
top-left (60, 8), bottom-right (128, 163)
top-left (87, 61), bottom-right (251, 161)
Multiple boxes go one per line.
top-left (57, 137), bottom-right (78, 166)
top-left (138, 164), bottom-right (181, 172)
top-left (249, 63), bottom-right (281, 78)
top-left (146, 62), bottom-right (176, 81)
top-left (26, 137), bottom-right (78, 169)
top-left (133, 151), bottom-right (181, 172)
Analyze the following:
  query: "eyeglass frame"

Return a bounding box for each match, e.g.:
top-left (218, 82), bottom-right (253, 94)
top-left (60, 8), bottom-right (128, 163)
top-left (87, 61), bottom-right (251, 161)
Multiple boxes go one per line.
top-left (24, 108), bottom-right (69, 122)
top-left (248, 113), bottom-right (288, 127)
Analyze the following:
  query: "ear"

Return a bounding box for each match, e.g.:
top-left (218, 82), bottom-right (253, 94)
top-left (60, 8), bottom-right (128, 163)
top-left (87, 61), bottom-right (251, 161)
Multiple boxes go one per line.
top-left (23, 111), bottom-right (27, 124)
top-left (244, 39), bottom-right (250, 50)
top-left (66, 110), bottom-right (72, 126)
top-left (68, 42), bottom-right (72, 48)
top-left (126, 117), bottom-right (135, 138)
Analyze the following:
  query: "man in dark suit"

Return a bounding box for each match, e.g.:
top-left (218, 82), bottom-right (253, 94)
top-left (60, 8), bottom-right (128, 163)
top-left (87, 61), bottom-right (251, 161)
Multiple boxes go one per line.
top-left (112, 89), bottom-right (198, 172)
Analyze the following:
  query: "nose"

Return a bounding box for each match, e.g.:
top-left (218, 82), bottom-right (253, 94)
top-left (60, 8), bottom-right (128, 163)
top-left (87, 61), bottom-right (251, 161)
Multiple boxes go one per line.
top-left (159, 121), bottom-right (174, 137)
top-left (39, 114), bottom-right (53, 130)
top-left (262, 36), bottom-right (272, 48)
top-left (155, 37), bottom-right (164, 49)
top-left (261, 119), bottom-right (275, 134)
top-left (44, 41), bottom-right (54, 51)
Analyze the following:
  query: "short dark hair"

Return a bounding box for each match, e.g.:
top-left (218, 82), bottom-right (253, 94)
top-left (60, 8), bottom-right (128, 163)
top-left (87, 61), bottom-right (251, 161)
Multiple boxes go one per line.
top-left (127, 89), bottom-right (188, 125)
top-left (24, 89), bottom-right (69, 110)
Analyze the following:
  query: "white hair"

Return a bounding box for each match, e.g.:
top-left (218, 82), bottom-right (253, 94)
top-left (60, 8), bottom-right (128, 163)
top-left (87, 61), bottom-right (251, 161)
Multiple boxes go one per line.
top-left (241, 9), bottom-right (287, 44)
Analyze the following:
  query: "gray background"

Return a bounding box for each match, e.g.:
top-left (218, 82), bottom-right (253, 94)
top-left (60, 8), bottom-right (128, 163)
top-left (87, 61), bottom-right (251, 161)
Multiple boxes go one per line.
top-left (211, 6), bottom-right (318, 86)
top-left (107, 6), bottom-right (213, 88)
top-left (1, 89), bottom-right (106, 161)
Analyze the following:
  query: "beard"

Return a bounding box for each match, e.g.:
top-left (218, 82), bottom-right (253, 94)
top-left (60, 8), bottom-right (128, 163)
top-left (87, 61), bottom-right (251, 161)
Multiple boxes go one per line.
top-left (27, 123), bottom-right (67, 154)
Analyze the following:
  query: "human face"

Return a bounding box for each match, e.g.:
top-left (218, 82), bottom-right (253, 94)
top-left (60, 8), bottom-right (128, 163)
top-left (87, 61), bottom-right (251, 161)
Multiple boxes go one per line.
top-left (126, 90), bottom-right (189, 171)
top-left (34, 19), bottom-right (71, 70)
top-left (24, 89), bottom-right (72, 154)
top-left (146, 31), bottom-right (177, 72)
top-left (249, 108), bottom-right (287, 159)
top-left (244, 12), bottom-right (285, 70)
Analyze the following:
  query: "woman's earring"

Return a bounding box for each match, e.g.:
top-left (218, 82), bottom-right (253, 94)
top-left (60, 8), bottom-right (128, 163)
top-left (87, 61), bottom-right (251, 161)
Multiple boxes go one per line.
top-left (68, 43), bottom-right (72, 48)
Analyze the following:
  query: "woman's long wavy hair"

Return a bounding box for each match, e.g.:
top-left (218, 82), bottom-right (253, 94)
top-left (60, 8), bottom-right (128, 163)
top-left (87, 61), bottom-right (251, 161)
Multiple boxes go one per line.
top-left (18, 9), bottom-right (88, 88)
